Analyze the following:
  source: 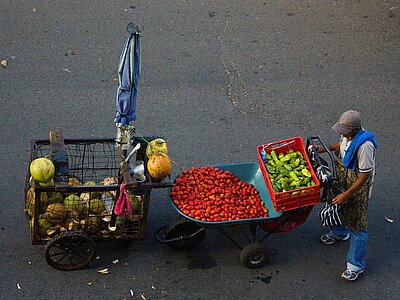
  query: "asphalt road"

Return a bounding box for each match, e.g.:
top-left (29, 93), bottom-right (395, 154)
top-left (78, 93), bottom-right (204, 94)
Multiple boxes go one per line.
top-left (1, 1), bottom-right (399, 299)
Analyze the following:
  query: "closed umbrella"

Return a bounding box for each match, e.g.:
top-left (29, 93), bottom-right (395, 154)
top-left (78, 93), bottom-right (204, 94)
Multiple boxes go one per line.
top-left (115, 22), bottom-right (142, 128)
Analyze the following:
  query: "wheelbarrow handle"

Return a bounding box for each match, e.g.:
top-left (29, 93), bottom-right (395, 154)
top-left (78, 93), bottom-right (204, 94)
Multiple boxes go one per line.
top-left (306, 136), bottom-right (338, 178)
top-left (154, 226), bottom-right (205, 243)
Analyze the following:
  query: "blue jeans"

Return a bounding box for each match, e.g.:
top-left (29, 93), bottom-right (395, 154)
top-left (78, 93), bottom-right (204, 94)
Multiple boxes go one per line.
top-left (330, 224), bottom-right (368, 272)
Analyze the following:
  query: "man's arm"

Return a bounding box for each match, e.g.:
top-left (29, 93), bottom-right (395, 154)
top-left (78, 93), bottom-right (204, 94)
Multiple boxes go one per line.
top-left (318, 142), bottom-right (340, 153)
top-left (332, 171), bottom-right (372, 205)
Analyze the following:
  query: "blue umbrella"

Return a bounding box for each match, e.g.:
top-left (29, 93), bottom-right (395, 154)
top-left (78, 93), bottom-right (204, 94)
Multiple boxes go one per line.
top-left (115, 22), bottom-right (142, 127)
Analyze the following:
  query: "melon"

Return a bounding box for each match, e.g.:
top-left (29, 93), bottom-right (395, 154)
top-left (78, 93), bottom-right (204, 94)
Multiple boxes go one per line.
top-left (147, 153), bottom-right (171, 181)
top-left (146, 138), bottom-right (168, 158)
top-left (30, 157), bottom-right (55, 183)
top-left (45, 203), bottom-right (67, 225)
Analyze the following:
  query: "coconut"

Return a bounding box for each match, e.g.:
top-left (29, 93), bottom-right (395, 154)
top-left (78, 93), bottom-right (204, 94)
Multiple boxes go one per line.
top-left (62, 210), bottom-right (80, 231)
top-left (100, 177), bottom-right (118, 186)
top-left (39, 217), bottom-right (53, 236)
top-left (128, 194), bottom-right (142, 214)
top-left (147, 153), bottom-right (171, 181)
top-left (88, 199), bottom-right (105, 215)
top-left (64, 194), bottom-right (84, 212)
top-left (146, 138), bottom-right (168, 158)
top-left (39, 179), bottom-right (54, 187)
top-left (83, 180), bottom-right (101, 199)
top-left (86, 215), bottom-right (100, 233)
top-left (26, 187), bottom-right (48, 216)
top-left (45, 203), bottom-right (67, 225)
top-left (47, 192), bottom-right (64, 204)
top-left (80, 192), bottom-right (91, 205)
top-left (30, 157), bottom-right (55, 183)
top-left (62, 177), bottom-right (81, 197)
top-left (68, 177), bottom-right (81, 187)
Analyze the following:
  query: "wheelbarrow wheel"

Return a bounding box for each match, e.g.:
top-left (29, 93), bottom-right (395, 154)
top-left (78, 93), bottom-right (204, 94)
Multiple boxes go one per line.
top-left (45, 232), bottom-right (96, 271)
top-left (165, 218), bottom-right (206, 251)
top-left (240, 243), bottom-right (269, 269)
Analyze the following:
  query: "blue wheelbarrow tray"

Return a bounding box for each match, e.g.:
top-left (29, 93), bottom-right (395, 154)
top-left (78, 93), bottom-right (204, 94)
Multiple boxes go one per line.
top-left (169, 162), bottom-right (283, 227)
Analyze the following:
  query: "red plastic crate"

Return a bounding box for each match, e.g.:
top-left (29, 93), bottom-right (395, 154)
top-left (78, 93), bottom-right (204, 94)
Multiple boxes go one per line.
top-left (257, 136), bottom-right (320, 213)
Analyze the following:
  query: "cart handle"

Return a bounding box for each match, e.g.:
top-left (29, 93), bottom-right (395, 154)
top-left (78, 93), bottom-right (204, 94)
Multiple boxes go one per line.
top-left (306, 136), bottom-right (338, 179)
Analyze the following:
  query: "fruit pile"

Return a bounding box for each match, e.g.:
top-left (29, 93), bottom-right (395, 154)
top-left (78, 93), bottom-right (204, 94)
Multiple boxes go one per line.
top-left (26, 157), bottom-right (143, 238)
top-left (263, 149), bottom-right (315, 193)
top-left (170, 166), bottom-right (269, 222)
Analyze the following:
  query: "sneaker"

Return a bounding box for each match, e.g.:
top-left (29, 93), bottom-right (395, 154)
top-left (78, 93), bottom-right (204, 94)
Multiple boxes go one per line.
top-left (341, 269), bottom-right (364, 281)
top-left (320, 232), bottom-right (350, 245)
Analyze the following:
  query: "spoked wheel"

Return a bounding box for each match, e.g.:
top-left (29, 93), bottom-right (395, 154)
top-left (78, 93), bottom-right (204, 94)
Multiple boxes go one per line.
top-left (240, 243), bottom-right (270, 269)
top-left (45, 232), bottom-right (96, 271)
top-left (165, 218), bottom-right (206, 251)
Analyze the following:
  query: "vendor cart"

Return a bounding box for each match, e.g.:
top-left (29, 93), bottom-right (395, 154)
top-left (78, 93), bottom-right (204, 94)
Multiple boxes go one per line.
top-left (25, 130), bottom-right (172, 270)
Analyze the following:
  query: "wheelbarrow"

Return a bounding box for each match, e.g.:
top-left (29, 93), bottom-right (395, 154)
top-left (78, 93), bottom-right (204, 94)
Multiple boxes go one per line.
top-left (155, 162), bottom-right (315, 268)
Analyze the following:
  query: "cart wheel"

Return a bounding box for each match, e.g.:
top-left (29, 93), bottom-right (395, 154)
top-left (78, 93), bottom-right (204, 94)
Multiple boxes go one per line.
top-left (165, 218), bottom-right (206, 251)
top-left (240, 243), bottom-right (270, 269)
top-left (45, 232), bottom-right (96, 271)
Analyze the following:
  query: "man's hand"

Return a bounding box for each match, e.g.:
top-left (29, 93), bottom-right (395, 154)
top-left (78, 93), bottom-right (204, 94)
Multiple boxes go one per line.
top-left (332, 172), bottom-right (371, 205)
top-left (332, 192), bottom-right (350, 205)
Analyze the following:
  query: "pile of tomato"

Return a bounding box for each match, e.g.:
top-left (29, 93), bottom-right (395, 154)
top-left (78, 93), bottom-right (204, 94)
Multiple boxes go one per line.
top-left (170, 166), bottom-right (269, 222)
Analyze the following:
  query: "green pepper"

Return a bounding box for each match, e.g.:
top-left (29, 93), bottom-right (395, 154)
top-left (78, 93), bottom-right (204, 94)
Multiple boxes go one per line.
top-left (283, 164), bottom-right (292, 171)
top-left (294, 170), bottom-right (303, 177)
top-left (280, 168), bottom-right (289, 176)
top-left (283, 177), bottom-right (293, 184)
top-left (289, 171), bottom-right (299, 181)
top-left (270, 150), bottom-right (279, 162)
top-left (289, 180), bottom-right (300, 188)
top-left (293, 158), bottom-right (300, 167)
top-left (301, 168), bottom-right (312, 178)
top-left (282, 182), bottom-right (291, 191)
top-left (281, 154), bottom-right (292, 162)
top-left (266, 165), bottom-right (276, 174)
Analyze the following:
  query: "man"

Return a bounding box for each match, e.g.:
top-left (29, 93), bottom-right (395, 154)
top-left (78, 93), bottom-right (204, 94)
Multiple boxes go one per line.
top-left (319, 110), bottom-right (378, 281)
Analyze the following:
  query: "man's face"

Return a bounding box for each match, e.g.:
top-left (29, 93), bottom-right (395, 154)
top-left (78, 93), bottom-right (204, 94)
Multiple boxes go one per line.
top-left (343, 129), bottom-right (358, 140)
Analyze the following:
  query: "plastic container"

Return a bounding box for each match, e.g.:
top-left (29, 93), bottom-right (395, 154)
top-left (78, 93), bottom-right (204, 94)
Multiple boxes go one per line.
top-left (257, 137), bottom-right (320, 212)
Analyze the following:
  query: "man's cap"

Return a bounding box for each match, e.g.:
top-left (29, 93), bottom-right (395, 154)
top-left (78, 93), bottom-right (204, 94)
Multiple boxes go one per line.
top-left (332, 110), bottom-right (362, 135)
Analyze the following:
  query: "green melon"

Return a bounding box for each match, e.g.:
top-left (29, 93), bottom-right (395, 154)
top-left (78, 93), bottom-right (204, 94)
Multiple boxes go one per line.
top-left (30, 157), bottom-right (55, 183)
